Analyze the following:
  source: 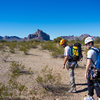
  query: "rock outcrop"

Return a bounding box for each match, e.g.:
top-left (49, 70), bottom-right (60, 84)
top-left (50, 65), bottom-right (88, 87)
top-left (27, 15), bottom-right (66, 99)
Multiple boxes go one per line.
top-left (27, 29), bottom-right (50, 41)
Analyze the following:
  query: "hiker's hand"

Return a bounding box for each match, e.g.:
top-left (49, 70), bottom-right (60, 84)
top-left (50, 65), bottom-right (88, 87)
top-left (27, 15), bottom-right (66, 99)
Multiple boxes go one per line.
top-left (63, 66), bottom-right (65, 69)
top-left (63, 64), bottom-right (65, 69)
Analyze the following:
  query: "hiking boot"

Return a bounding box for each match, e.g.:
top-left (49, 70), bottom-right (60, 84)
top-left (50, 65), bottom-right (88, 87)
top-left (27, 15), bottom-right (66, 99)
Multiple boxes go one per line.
top-left (84, 96), bottom-right (94, 100)
top-left (68, 88), bottom-right (76, 93)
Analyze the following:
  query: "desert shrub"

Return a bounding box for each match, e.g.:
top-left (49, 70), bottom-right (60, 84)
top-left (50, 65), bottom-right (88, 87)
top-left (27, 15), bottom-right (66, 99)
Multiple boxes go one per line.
top-left (41, 41), bottom-right (64, 57)
top-left (20, 46), bottom-right (29, 55)
top-left (0, 61), bottom-right (35, 99)
top-left (28, 40), bottom-right (40, 48)
top-left (95, 44), bottom-right (100, 49)
top-left (18, 41), bottom-right (40, 54)
top-left (36, 66), bottom-right (61, 86)
top-left (95, 37), bottom-right (100, 44)
top-left (9, 61), bottom-right (25, 78)
top-left (0, 43), bottom-right (4, 50)
top-left (0, 83), bottom-right (9, 99)
top-left (5, 41), bottom-right (18, 53)
top-left (9, 41), bottom-right (17, 48)
top-left (53, 37), bottom-right (62, 43)
top-left (0, 62), bottom-right (29, 99)
top-left (41, 41), bottom-right (55, 51)
top-left (0, 40), bottom-right (7, 42)
top-left (4, 78), bottom-right (27, 99)
top-left (18, 42), bottom-right (29, 54)
top-left (0, 40), bottom-right (40, 54)
top-left (51, 47), bottom-right (64, 58)
top-left (35, 66), bottom-right (66, 98)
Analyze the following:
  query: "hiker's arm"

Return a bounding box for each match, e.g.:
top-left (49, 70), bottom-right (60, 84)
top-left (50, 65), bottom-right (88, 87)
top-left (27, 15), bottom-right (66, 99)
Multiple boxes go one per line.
top-left (63, 56), bottom-right (69, 69)
top-left (85, 59), bottom-right (91, 79)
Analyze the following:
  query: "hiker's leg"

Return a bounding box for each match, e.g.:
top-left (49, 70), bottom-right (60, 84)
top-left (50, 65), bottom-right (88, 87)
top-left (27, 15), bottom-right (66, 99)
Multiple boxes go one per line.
top-left (94, 82), bottom-right (100, 98)
top-left (68, 68), bottom-right (76, 88)
top-left (88, 78), bottom-right (94, 97)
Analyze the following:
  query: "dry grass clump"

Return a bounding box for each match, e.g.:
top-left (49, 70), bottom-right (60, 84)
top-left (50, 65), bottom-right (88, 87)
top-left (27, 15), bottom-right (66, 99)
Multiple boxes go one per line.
top-left (41, 41), bottom-right (64, 58)
top-left (36, 66), bottom-right (69, 97)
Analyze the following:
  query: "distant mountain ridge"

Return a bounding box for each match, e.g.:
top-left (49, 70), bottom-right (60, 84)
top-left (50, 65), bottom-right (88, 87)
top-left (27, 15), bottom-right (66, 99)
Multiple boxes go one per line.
top-left (61, 34), bottom-right (91, 41)
top-left (0, 36), bottom-right (22, 41)
top-left (0, 30), bottom-right (99, 41)
top-left (2, 36), bottom-right (22, 41)
top-left (0, 36), bottom-right (3, 40)
top-left (0, 29), bottom-right (50, 41)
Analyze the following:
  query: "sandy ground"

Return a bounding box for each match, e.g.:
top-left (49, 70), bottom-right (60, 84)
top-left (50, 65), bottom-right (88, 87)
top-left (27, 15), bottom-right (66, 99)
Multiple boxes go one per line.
top-left (0, 47), bottom-right (98, 100)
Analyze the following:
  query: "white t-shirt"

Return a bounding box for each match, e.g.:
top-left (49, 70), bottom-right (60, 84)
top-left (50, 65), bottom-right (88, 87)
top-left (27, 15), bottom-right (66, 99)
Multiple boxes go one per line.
top-left (64, 46), bottom-right (72, 59)
top-left (87, 47), bottom-right (99, 68)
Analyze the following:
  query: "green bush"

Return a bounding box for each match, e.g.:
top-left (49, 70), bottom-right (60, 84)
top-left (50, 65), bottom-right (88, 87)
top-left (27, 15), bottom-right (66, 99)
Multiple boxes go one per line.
top-left (0, 44), bottom-right (4, 51)
top-left (35, 66), bottom-right (62, 98)
top-left (95, 44), bottom-right (100, 49)
top-left (10, 61), bottom-right (25, 78)
top-left (53, 37), bottom-right (62, 43)
top-left (0, 40), bottom-right (40, 54)
top-left (95, 37), bottom-right (100, 44)
top-left (5, 41), bottom-right (18, 53)
top-left (0, 83), bottom-right (9, 99)
top-left (0, 61), bottom-right (28, 99)
top-left (20, 46), bottom-right (29, 55)
top-left (41, 41), bottom-right (64, 57)
top-left (36, 66), bottom-right (61, 86)
top-left (18, 41), bottom-right (40, 54)
top-left (28, 40), bottom-right (40, 48)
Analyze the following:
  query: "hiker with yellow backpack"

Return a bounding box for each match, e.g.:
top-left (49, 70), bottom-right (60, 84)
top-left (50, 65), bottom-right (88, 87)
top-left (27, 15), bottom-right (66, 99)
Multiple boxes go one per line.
top-left (59, 39), bottom-right (82, 93)
top-left (84, 37), bottom-right (100, 100)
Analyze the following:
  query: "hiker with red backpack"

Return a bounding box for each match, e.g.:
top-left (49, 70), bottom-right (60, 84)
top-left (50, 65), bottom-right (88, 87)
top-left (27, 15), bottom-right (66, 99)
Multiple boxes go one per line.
top-left (84, 37), bottom-right (100, 100)
top-left (59, 39), bottom-right (82, 93)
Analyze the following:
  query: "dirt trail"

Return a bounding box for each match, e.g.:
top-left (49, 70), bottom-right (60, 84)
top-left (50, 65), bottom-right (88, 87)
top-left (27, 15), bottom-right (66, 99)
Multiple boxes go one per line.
top-left (0, 47), bottom-right (98, 100)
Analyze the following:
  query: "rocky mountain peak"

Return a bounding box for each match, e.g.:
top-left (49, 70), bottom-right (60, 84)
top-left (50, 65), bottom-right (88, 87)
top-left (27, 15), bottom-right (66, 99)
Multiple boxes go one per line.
top-left (27, 29), bottom-right (50, 41)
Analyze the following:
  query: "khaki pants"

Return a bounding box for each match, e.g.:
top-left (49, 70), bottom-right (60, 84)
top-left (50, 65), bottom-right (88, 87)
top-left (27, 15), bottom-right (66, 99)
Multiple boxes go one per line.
top-left (66, 61), bottom-right (76, 88)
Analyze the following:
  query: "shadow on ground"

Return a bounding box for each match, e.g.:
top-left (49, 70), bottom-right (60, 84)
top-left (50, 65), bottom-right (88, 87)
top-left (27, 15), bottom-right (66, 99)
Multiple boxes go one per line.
top-left (42, 84), bottom-right (70, 96)
top-left (76, 83), bottom-right (88, 93)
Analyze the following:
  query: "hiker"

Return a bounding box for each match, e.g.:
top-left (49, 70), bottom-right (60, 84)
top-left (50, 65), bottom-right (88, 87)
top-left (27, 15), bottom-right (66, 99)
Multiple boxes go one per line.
top-left (59, 39), bottom-right (80, 93)
top-left (84, 37), bottom-right (100, 100)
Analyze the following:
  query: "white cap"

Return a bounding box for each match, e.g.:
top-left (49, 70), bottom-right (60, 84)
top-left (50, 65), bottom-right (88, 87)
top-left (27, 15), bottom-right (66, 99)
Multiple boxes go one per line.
top-left (84, 37), bottom-right (94, 45)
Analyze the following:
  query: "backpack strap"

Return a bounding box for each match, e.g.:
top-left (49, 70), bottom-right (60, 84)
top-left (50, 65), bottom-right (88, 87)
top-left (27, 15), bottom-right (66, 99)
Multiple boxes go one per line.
top-left (68, 46), bottom-right (73, 62)
top-left (90, 48), bottom-right (100, 66)
top-left (91, 48), bottom-right (99, 54)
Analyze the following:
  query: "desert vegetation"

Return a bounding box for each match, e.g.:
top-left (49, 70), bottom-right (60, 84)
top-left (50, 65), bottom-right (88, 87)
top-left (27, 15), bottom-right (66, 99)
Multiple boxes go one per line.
top-left (0, 61), bottom-right (65, 100)
top-left (0, 38), bottom-right (100, 100)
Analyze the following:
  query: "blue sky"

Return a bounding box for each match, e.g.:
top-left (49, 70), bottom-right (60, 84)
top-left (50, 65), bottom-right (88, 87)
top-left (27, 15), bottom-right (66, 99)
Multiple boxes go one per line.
top-left (0, 0), bottom-right (100, 40)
